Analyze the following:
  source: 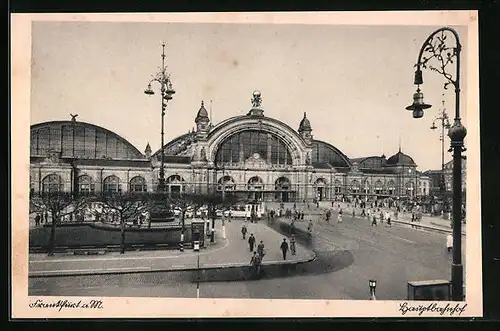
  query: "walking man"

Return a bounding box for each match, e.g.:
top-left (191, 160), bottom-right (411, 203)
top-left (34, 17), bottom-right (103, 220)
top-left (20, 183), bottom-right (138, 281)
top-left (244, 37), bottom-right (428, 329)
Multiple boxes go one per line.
top-left (371, 214), bottom-right (377, 227)
top-left (257, 240), bottom-right (265, 260)
top-left (290, 235), bottom-right (297, 255)
top-left (386, 211), bottom-right (392, 227)
top-left (338, 209), bottom-right (343, 223)
top-left (241, 224), bottom-right (248, 239)
top-left (280, 238), bottom-right (289, 260)
top-left (248, 233), bottom-right (256, 252)
top-left (35, 213), bottom-right (40, 226)
top-left (250, 251), bottom-right (262, 279)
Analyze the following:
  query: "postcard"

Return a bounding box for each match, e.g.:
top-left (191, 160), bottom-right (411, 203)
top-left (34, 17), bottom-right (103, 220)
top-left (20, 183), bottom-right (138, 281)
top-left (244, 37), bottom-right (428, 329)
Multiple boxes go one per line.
top-left (11, 10), bottom-right (481, 318)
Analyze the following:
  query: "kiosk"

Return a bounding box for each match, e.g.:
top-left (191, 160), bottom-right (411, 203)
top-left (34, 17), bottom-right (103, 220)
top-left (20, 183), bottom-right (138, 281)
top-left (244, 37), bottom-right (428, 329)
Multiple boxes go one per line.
top-left (407, 280), bottom-right (451, 301)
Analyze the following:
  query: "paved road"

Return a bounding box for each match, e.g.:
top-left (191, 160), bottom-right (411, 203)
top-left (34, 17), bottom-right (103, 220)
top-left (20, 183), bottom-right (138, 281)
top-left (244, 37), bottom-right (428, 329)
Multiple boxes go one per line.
top-left (29, 212), bottom-right (466, 300)
top-left (29, 221), bottom-right (314, 276)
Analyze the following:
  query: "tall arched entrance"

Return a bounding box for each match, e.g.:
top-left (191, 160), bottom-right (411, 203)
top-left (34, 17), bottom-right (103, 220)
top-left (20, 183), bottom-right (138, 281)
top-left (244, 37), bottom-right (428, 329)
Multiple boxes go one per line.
top-left (275, 177), bottom-right (292, 202)
top-left (314, 178), bottom-right (327, 201)
top-left (247, 176), bottom-right (263, 202)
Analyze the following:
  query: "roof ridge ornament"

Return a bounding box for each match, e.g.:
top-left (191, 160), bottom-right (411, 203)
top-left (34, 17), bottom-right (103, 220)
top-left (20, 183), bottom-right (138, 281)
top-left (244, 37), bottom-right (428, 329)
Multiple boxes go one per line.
top-left (248, 90), bottom-right (264, 116)
top-left (251, 90), bottom-right (262, 108)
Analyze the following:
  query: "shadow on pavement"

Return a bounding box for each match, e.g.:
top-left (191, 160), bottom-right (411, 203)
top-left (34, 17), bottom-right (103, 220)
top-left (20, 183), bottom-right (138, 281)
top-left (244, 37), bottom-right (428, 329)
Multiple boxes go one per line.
top-left (193, 249), bottom-right (354, 283)
top-left (192, 218), bottom-right (354, 283)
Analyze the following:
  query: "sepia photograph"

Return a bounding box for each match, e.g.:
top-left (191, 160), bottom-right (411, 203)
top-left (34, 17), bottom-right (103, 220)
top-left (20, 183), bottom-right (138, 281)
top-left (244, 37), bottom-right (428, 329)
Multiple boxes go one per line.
top-left (11, 11), bottom-right (481, 318)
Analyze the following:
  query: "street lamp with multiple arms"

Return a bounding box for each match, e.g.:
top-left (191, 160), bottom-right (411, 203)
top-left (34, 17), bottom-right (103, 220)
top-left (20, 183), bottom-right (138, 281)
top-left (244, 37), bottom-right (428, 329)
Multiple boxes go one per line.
top-left (144, 43), bottom-right (176, 192)
top-left (406, 27), bottom-right (467, 301)
top-left (431, 99), bottom-right (451, 211)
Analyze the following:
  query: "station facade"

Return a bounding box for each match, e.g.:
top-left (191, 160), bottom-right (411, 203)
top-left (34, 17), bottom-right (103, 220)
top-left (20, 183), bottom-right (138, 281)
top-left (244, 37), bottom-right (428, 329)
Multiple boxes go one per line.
top-left (30, 91), bottom-right (431, 203)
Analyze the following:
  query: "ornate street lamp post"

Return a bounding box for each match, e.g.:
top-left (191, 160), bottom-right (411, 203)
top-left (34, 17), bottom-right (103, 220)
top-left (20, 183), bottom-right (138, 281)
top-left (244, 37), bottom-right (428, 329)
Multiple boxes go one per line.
top-left (431, 99), bottom-right (451, 213)
top-left (406, 27), bottom-right (467, 301)
top-left (144, 43), bottom-right (176, 192)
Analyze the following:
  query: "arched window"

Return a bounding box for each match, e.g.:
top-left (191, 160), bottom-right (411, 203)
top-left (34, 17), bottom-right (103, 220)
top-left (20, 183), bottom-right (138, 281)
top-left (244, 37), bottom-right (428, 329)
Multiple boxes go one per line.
top-left (350, 179), bottom-right (360, 194)
top-left (103, 175), bottom-right (121, 193)
top-left (130, 176), bottom-right (147, 192)
top-left (374, 180), bottom-right (384, 195)
top-left (78, 175), bottom-right (95, 194)
top-left (387, 180), bottom-right (396, 195)
top-left (42, 174), bottom-right (63, 192)
top-left (247, 176), bottom-right (263, 190)
top-left (247, 176), bottom-right (264, 201)
top-left (166, 175), bottom-right (185, 196)
top-left (405, 181), bottom-right (415, 197)
top-left (334, 179), bottom-right (343, 194)
top-left (215, 130), bottom-right (292, 166)
top-left (217, 175), bottom-right (235, 191)
top-left (275, 177), bottom-right (291, 191)
top-left (314, 178), bottom-right (328, 201)
top-left (315, 178), bottom-right (327, 187)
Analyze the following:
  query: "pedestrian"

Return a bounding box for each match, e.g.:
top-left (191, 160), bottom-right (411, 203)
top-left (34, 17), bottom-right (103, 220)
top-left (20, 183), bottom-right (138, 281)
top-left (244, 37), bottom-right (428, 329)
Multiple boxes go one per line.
top-left (338, 209), bottom-right (343, 223)
top-left (280, 238), bottom-right (289, 260)
top-left (290, 235), bottom-right (296, 255)
top-left (250, 251), bottom-right (262, 278)
top-left (241, 224), bottom-right (248, 239)
top-left (257, 240), bottom-right (265, 260)
top-left (44, 211), bottom-right (48, 223)
top-left (35, 213), bottom-right (40, 226)
top-left (352, 208), bottom-right (355, 218)
top-left (248, 233), bottom-right (256, 252)
top-left (371, 214), bottom-right (377, 227)
top-left (386, 211), bottom-right (392, 227)
top-left (290, 220), bottom-right (296, 234)
top-left (446, 234), bottom-right (453, 252)
top-left (307, 220), bottom-right (313, 239)
top-left (228, 210), bottom-right (232, 222)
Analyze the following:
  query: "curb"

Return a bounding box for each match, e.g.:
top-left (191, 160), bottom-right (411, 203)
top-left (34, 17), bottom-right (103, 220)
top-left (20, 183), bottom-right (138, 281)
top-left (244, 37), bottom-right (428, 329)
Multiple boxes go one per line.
top-left (392, 219), bottom-right (466, 236)
top-left (278, 215), bottom-right (465, 236)
top-left (28, 252), bottom-right (316, 278)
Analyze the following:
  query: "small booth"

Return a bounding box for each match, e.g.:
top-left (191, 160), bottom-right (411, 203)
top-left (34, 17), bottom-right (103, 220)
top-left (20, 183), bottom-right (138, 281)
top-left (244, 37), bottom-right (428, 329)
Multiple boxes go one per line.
top-left (191, 220), bottom-right (205, 251)
top-left (407, 280), bottom-right (451, 301)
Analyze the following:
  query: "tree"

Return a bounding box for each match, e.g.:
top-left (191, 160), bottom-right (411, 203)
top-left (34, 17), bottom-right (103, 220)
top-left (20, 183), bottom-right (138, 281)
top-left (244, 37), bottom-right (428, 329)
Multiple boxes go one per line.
top-left (165, 192), bottom-right (206, 249)
top-left (97, 192), bottom-right (151, 254)
top-left (30, 191), bottom-right (91, 256)
top-left (203, 193), bottom-right (240, 242)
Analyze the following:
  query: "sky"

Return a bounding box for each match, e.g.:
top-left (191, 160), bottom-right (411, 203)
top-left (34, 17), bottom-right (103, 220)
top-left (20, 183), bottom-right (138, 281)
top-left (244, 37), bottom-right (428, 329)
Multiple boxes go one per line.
top-left (30, 20), bottom-right (469, 171)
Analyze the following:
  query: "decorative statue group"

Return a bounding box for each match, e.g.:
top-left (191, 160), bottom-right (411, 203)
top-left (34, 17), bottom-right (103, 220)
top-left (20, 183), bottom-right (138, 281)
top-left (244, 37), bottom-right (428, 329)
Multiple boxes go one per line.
top-left (251, 90), bottom-right (262, 108)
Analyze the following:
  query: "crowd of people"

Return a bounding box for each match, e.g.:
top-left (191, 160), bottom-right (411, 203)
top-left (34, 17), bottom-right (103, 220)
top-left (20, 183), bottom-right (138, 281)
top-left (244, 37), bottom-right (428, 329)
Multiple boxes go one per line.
top-left (269, 198), bottom-right (456, 253)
